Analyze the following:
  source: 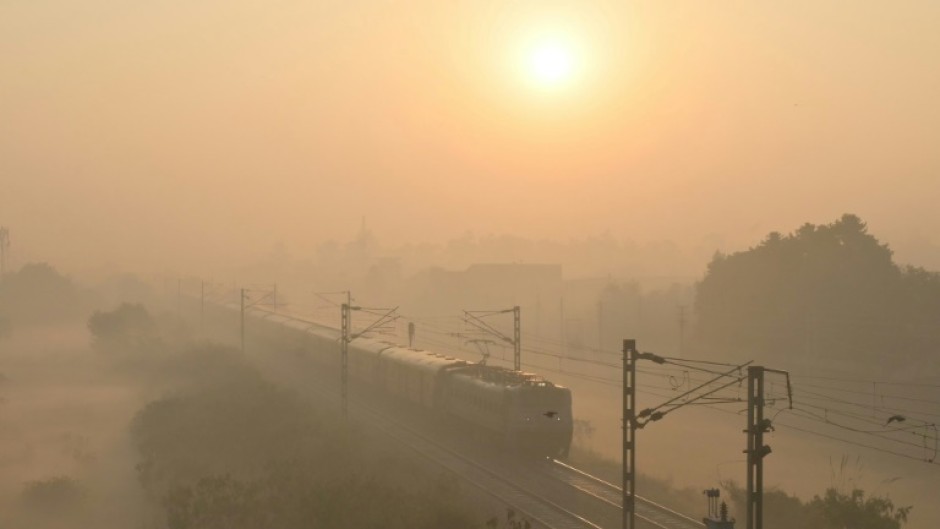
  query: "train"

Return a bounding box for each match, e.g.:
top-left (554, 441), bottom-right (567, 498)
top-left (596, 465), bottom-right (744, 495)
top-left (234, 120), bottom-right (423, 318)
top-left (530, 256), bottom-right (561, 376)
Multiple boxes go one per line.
top-left (240, 307), bottom-right (574, 458)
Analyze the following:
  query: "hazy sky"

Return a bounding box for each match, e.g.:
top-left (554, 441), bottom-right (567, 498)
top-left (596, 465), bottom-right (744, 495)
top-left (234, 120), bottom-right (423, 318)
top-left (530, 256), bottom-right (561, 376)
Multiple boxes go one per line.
top-left (3, 1), bottom-right (938, 275)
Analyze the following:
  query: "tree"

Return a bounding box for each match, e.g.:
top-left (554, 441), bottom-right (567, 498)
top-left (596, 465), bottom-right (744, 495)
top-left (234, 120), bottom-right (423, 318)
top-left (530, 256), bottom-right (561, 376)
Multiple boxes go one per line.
top-left (808, 488), bottom-right (911, 529)
top-left (723, 481), bottom-right (910, 529)
top-left (0, 262), bottom-right (81, 325)
top-left (693, 214), bottom-right (938, 373)
top-left (88, 303), bottom-right (156, 348)
top-left (132, 346), bottom-right (478, 529)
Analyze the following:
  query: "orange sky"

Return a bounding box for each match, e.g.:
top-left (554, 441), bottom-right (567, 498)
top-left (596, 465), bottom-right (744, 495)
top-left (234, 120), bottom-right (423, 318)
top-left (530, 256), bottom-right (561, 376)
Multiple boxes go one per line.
top-left (2, 1), bottom-right (939, 275)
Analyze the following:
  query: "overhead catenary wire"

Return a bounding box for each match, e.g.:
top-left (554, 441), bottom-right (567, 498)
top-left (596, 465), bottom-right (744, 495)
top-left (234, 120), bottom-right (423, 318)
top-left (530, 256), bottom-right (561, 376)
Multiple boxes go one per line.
top-left (790, 373), bottom-right (940, 388)
top-left (774, 421), bottom-right (940, 466)
top-left (777, 407), bottom-right (937, 453)
top-left (241, 293), bottom-right (940, 467)
top-left (792, 380), bottom-right (940, 407)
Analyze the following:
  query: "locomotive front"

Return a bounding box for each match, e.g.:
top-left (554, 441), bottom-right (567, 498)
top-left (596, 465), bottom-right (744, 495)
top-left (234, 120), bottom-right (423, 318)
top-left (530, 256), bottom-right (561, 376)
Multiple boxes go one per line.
top-left (505, 381), bottom-right (573, 458)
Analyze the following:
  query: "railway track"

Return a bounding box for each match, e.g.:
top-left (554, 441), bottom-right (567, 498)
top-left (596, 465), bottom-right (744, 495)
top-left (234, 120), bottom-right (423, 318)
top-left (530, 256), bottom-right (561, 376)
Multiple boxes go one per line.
top-left (242, 328), bottom-right (704, 529)
top-left (264, 349), bottom-right (601, 529)
top-left (276, 361), bottom-right (703, 529)
top-left (348, 397), bottom-right (602, 529)
top-left (538, 459), bottom-right (704, 529)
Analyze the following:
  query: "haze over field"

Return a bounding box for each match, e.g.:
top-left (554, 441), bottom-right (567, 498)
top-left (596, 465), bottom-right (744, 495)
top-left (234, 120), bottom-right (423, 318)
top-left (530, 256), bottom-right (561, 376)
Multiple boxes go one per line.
top-left (2, 1), bottom-right (939, 276)
top-left (2, 3), bottom-right (939, 529)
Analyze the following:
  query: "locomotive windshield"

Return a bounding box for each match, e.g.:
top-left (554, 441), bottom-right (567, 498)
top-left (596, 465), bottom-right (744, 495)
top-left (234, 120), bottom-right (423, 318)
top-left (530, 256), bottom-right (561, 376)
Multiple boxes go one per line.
top-left (517, 386), bottom-right (571, 414)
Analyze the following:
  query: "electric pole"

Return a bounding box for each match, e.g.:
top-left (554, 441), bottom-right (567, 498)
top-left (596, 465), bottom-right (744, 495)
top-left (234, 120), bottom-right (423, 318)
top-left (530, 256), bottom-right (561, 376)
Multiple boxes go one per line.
top-left (339, 293), bottom-right (398, 419)
top-left (462, 307), bottom-right (522, 371)
top-left (622, 339), bottom-right (637, 529)
top-left (746, 366), bottom-right (767, 529)
top-left (341, 301), bottom-right (350, 418)
top-left (177, 278), bottom-right (182, 317)
top-left (744, 366), bottom-right (790, 529)
top-left (240, 288), bottom-right (246, 354)
top-left (239, 285), bottom-right (278, 352)
top-left (0, 226), bottom-right (10, 277)
top-left (620, 345), bottom-right (768, 529)
top-left (513, 305), bottom-right (521, 371)
top-left (408, 321), bottom-right (416, 348)
top-left (200, 280), bottom-right (205, 333)
top-left (678, 305), bottom-right (687, 357)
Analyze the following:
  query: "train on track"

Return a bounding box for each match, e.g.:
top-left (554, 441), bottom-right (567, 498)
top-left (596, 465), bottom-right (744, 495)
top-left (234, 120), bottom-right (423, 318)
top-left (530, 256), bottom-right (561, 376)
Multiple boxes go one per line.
top-left (243, 308), bottom-right (574, 458)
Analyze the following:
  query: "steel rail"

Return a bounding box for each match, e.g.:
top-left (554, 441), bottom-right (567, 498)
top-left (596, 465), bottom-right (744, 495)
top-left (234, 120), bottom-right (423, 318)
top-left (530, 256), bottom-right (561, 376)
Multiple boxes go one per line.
top-left (542, 459), bottom-right (704, 529)
top-left (214, 302), bottom-right (704, 529)
top-left (288, 363), bottom-right (601, 529)
top-left (356, 403), bottom-right (602, 529)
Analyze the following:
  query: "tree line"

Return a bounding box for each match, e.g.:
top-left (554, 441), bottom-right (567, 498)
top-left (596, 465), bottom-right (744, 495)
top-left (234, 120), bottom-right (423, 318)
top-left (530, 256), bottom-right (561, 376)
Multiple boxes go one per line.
top-left (693, 214), bottom-right (940, 375)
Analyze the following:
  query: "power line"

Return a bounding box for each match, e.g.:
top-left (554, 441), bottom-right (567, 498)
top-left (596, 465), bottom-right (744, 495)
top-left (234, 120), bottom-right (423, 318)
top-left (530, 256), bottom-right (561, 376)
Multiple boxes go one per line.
top-left (790, 374), bottom-right (940, 388)
top-left (243, 291), bottom-right (940, 468)
top-left (779, 408), bottom-right (937, 453)
top-left (774, 420), bottom-right (940, 466)
top-left (794, 381), bottom-right (940, 407)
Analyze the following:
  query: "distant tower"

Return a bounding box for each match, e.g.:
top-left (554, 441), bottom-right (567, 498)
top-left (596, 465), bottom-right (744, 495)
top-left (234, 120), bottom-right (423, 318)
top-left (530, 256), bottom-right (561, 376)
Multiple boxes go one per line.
top-left (0, 226), bottom-right (10, 277)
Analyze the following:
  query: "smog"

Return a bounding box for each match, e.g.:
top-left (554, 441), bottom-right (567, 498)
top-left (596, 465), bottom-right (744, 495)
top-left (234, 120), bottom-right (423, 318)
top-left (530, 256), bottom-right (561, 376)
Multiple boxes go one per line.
top-left (2, 2), bottom-right (939, 528)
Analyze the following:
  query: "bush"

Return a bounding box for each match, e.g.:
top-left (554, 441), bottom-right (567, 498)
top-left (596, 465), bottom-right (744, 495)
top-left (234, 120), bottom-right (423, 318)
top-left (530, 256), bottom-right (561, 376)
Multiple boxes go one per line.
top-left (163, 469), bottom-right (475, 529)
top-left (0, 263), bottom-right (82, 325)
top-left (723, 481), bottom-right (911, 529)
top-left (131, 375), bottom-right (340, 494)
top-left (808, 488), bottom-right (911, 529)
top-left (130, 345), bottom-right (478, 529)
top-left (88, 303), bottom-right (157, 350)
top-left (20, 476), bottom-right (86, 512)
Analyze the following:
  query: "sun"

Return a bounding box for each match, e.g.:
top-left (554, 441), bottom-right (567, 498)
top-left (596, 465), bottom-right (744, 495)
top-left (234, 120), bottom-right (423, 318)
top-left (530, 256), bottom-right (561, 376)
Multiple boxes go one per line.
top-left (530, 42), bottom-right (574, 85)
top-left (522, 36), bottom-right (580, 91)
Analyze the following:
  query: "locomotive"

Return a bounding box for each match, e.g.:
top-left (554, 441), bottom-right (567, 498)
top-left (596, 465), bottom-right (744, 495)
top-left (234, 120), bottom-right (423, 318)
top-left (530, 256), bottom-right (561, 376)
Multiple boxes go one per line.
top-left (245, 308), bottom-right (573, 458)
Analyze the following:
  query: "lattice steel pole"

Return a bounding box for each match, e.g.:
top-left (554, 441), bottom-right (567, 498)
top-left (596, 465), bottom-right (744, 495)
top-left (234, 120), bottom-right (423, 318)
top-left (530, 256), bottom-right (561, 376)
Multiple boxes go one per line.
top-left (746, 365), bottom-right (767, 529)
top-left (341, 302), bottom-right (350, 418)
top-left (0, 227), bottom-right (9, 277)
top-left (513, 305), bottom-right (521, 371)
top-left (200, 280), bottom-right (205, 333)
top-left (623, 339), bottom-right (637, 529)
top-left (240, 288), bottom-right (246, 354)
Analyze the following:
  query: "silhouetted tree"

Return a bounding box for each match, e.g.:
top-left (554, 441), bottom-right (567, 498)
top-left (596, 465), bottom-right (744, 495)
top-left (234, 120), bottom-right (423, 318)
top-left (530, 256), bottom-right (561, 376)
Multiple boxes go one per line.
top-left (88, 303), bottom-right (156, 348)
top-left (723, 481), bottom-right (910, 529)
top-left (0, 262), bottom-right (81, 325)
top-left (20, 476), bottom-right (85, 510)
top-left (808, 488), bottom-right (911, 529)
top-left (133, 346), bottom-right (477, 529)
top-left (694, 214), bottom-right (939, 372)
